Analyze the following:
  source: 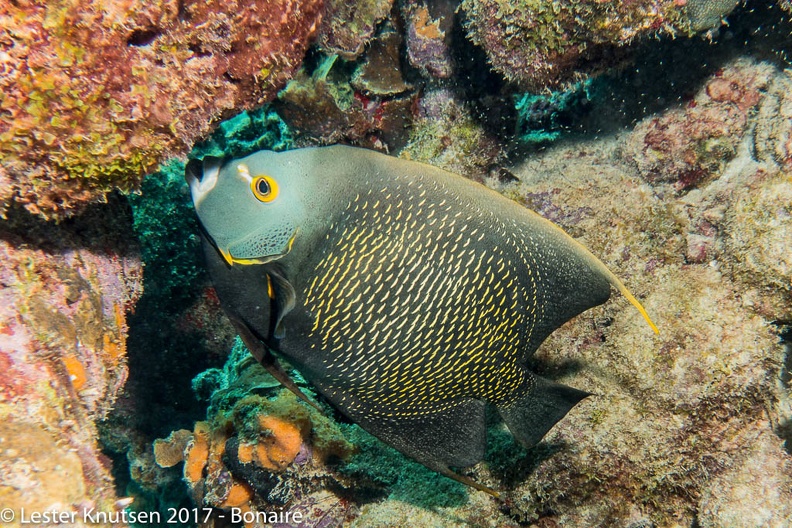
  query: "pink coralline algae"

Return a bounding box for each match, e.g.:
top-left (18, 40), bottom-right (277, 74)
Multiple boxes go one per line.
top-left (0, 0), bottom-right (323, 219)
top-left (621, 58), bottom-right (773, 192)
top-left (0, 205), bottom-right (143, 521)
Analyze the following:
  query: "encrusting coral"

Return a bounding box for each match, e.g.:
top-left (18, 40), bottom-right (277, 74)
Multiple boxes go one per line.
top-left (0, 0), bottom-right (322, 219)
top-left (621, 58), bottom-right (772, 193)
top-left (459, 0), bottom-right (752, 89)
top-left (317, 0), bottom-right (395, 59)
top-left (0, 200), bottom-right (142, 526)
top-left (151, 341), bottom-right (357, 525)
top-left (277, 50), bottom-right (415, 151)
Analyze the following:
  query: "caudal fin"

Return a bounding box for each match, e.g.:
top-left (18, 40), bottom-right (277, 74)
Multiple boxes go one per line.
top-left (497, 377), bottom-right (590, 449)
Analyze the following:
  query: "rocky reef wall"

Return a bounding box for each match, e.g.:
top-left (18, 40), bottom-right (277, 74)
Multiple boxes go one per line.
top-left (1, 0), bottom-right (791, 527)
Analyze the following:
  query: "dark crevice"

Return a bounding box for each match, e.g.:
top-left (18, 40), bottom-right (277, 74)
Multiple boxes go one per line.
top-left (127, 29), bottom-right (161, 47)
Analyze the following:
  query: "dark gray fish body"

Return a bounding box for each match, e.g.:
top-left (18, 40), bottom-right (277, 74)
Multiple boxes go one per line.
top-left (187, 146), bottom-right (656, 494)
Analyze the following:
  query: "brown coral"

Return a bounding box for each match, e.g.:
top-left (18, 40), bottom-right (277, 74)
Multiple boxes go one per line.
top-left (0, 0), bottom-right (323, 219)
top-left (277, 50), bottom-right (415, 151)
top-left (317, 0), bottom-right (394, 59)
top-left (621, 58), bottom-right (774, 191)
top-left (153, 429), bottom-right (192, 468)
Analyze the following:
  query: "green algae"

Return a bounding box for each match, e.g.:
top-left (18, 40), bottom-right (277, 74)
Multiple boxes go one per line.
top-left (128, 160), bottom-right (203, 310)
top-left (190, 106), bottom-right (293, 160)
top-left (340, 424), bottom-right (468, 508)
top-left (514, 80), bottom-right (593, 144)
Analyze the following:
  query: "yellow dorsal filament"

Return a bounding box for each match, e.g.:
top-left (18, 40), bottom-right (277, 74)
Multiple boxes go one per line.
top-left (608, 274), bottom-right (659, 334)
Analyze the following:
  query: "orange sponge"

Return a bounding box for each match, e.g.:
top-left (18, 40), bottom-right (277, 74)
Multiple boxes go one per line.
top-left (254, 416), bottom-right (303, 471)
top-left (184, 421), bottom-right (211, 484)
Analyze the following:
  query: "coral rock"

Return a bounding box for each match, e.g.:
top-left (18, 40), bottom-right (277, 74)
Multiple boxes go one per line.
top-left (755, 68), bottom-right (792, 169)
top-left (153, 345), bottom-right (355, 516)
top-left (317, 0), bottom-right (394, 59)
top-left (401, 89), bottom-right (503, 179)
top-left (153, 429), bottom-right (192, 469)
top-left (698, 428), bottom-right (792, 527)
top-left (621, 58), bottom-right (774, 191)
top-left (0, 202), bottom-right (142, 522)
top-left (459, 0), bottom-right (742, 89)
top-left (0, 0), bottom-right (322, 218)
top-left (350, 25), bottom-right (411, 97)
top-left (403, 0), bottom-right (455, 79)
top-left (277, 53), bottom-right (415, 150)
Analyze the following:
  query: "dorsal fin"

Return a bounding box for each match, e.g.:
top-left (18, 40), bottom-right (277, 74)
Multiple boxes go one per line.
top-left (523, 209), bottom-right (659, 335)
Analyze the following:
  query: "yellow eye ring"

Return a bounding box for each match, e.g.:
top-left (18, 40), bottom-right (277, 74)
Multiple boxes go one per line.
top-left (250, 175), bottom-right (279, 202)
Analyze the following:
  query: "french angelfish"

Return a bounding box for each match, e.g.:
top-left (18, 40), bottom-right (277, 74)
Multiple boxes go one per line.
top-left (186, 145), bottom-right (657, 497)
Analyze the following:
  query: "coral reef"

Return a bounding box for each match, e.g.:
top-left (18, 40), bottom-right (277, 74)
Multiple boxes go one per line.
top-left (1, 2), bottom-right (785, 526)
top-left (400, 88), bottom-right (503, 179)
top-left (621, 58), bottom-right (772, 193)
top-left (0, 0), bottom-right (322, 219)
top-left (754, 68), bottom-right (792, 170)
top-left (458, 0), bottom-right (745, 89)
top-left (513, 81), bottom-right (592, 144)
top-left (446, 55), bottom-right (792, 526)
top-left (0, 200), bottom-right (142, 526)
top-left (403, 0), bottom-right (456, 79)
top-left (697, 429), bottom-right (792, 527)
top-left (350, 24), bottom-right (411, 97)
top-left (317, 0), bottom-right (394, 59)
top-left (277, 52), bottom-right (415, 151)
top-left (152, 343), bottom-right (357, 525)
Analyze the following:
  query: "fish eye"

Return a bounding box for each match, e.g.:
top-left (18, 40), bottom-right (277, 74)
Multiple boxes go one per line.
top-left (250, 175), bottom-right (279, 203)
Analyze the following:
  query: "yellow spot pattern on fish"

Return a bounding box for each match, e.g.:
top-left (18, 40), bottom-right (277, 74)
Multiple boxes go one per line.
top-left (304, 180), bottom-right (543, 418)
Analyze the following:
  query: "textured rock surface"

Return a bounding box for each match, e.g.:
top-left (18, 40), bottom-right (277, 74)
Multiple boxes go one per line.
top-left (0, 0), bottom-right (322, 219)
top-left (317, 0), bottom-right (394, 59)
top-left (459, 0), bottom-right (744, 89)
top-left (447, 56), bottom-right (791, 527)
top-left (0, 203), bottom-right (142, 526)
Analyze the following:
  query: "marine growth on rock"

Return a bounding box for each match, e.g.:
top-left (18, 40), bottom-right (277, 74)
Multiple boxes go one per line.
top-left (0, 0), bottom-right (322, 219)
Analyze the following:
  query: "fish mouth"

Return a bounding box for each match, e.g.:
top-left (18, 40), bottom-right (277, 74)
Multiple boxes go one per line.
top-left (185, 156), bottom-right (223, 207)
top-left (220, 229), bottom-right (299, 266)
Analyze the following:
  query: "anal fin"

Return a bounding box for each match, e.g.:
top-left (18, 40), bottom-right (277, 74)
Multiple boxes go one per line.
top-left (497, 376), bottom-right (589, 449)
top-left (338, 395), bottom-right (500, 496)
